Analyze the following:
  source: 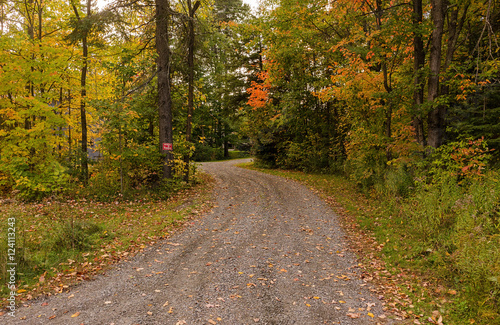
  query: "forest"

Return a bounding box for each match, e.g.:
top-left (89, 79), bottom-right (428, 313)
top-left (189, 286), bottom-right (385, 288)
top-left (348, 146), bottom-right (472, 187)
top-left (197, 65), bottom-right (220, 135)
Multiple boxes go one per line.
top-left (1, 0), bottom-right (500, 322)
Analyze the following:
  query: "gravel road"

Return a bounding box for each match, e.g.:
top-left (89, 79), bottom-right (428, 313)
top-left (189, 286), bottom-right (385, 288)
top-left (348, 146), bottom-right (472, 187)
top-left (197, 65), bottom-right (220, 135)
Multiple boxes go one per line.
top-left (9, 159), bottom-right (393, 324)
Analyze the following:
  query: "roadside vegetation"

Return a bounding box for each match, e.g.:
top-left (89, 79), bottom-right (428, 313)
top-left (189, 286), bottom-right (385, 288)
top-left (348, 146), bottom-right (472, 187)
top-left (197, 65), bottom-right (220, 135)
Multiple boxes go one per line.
top-left (241, 156), bottom-right (500, 324)
top-left (0, 173), bottom-right (214, 308)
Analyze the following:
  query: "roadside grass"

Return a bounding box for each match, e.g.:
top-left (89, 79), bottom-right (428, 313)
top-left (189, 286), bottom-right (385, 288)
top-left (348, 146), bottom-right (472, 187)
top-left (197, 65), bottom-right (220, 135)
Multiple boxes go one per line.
top-left (227, 150), bottom-right (251, 160)
top-left (210, 150), bottom-right (250, 162)
top-left (238, 162), bottom-right (499, 324)
top-left (0, 172), bottom-right (214, 308)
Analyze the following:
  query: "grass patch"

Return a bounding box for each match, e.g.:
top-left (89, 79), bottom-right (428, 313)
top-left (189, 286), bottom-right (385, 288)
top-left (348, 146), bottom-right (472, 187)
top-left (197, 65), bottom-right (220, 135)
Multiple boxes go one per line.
top-left (238, 162), bottom-right (499, 324)
top-left (0, 172), bottom-right (215, 307)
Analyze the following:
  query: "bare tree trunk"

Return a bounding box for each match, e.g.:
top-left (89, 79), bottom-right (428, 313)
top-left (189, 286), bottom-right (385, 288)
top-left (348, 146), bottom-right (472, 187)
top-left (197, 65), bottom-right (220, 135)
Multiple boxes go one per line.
top-left (427, 0), bottom-right (446, 148)
top-left (68, 89), bottom-right (72, 160)
top-left (156, 0), bottom-right (173, 179)
top-left (79, 0), bottom-right (90, 184)
top-left (441, 3), bottom-right (469, 94)
top-left (71, 0), bottom-right (90, 184)
top-left (184, 0), bottom-right (200, 182)
top-left (412, 0), bottom-right (426, 147)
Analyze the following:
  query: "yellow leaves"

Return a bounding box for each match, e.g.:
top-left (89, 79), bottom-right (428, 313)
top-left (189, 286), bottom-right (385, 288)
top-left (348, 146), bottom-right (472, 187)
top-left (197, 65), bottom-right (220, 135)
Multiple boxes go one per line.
top-left (70, 312), bottom-right (80, 318)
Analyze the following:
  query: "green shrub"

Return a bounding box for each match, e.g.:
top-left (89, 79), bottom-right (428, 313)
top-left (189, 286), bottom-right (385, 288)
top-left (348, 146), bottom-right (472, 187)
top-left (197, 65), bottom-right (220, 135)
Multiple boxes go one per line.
top-left (51, 219), bottom-right (102, 252)
top-left (383, 164), bottom-right (414, 198)
top-left (192, 142), bottom-right (224, 161)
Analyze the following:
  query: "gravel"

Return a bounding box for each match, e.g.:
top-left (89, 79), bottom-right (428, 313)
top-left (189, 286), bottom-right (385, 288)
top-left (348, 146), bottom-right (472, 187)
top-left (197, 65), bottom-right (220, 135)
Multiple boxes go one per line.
top-left (8, 159), bottom-right (394, 324)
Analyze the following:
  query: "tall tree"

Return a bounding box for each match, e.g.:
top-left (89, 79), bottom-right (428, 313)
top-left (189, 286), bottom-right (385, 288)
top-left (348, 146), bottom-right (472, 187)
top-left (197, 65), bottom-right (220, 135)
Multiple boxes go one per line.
top-left (412, 0), bottom-right (426, 147)
top-left (183, 0), bottom-right (200, 181)
top-left (69, 0), bottom-right (92, 184)
top-left (156, 0), bottom-right (174, 179)
top-left (427, 0), bottom-right (446, 148)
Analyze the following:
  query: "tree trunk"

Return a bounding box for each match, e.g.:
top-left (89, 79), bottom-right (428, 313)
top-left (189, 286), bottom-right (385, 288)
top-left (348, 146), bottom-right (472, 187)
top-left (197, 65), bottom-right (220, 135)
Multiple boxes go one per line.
top-left (80, 35), bottom-right (89, 184)
top-left (412, 0), bottom-right (426, 147)
top-left (184, 0), bottom-right (200, 182)
top-left (427, 0), bottom-right (446, 148)
top-left (441, 3), bottom-right (469, 95)
top-left (156, 0), bottom-right (174, 179)
top-left (71, 0), bottom-right (90, 184)
top-left (79, 0), bottom-right (90, 184)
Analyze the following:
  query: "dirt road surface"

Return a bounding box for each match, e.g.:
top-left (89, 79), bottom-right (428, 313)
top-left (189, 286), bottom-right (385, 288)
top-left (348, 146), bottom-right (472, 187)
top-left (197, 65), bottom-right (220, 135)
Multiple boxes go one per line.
top-left (10, 159), bottom-right (393, 324)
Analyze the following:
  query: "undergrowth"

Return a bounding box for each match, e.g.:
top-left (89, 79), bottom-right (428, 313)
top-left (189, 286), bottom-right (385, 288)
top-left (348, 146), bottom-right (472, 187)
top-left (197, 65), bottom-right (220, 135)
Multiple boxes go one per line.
top-left (0, 172), bottom-right (214, 307)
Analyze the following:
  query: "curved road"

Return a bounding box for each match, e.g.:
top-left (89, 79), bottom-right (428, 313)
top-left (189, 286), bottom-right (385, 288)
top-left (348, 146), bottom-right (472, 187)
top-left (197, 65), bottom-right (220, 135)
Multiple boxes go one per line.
top-left (11, 159), bottom-right (391, 324)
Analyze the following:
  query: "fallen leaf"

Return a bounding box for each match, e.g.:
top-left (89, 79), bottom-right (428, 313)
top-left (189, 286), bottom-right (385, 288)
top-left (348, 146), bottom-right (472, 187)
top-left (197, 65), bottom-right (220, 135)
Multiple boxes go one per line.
top-left (163, 301), bottom-right (169, 307)
top-left (167, 242), bottom-right (181, 246)
top-left (49, 315), bottom-right (56, 320)
top-left (71, 312), bottom-right (80, 318)
top-left (367, 312), bottom-right (374, 318)
top-left (208, 319), bottom-right (217, 324)
top-left (347, 313), bottom-right (360, 319)
top-left (41, 302), bottom-right (49, 306)
top-left (448, 290), bottom-right (457, 295)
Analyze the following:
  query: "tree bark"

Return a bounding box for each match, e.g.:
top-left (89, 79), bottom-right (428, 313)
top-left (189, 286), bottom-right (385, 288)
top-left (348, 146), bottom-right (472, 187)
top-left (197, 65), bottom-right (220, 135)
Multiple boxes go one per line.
top-left (427, 0), bottom-right (446, 148)
top-left (412, 0), bottom-right (426, 147)
top-left (80, 0), bottom-right (90, 184)
top-left (70, 0), bottom-right (90, 184)
top-left (184, 0), bottom-right (200, 182)
top-left (156, 0), bottom-right (174, 179)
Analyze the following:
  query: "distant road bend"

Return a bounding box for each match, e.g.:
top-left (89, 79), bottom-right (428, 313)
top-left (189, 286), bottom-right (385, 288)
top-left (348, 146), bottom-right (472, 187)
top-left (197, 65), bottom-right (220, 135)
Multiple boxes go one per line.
top-left (13, 159), bottom-right (392, 325)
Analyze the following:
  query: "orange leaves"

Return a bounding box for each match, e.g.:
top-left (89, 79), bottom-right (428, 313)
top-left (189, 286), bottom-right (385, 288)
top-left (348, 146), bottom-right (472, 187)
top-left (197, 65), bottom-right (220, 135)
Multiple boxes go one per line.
top-left (246, 71), bottom-right (271, 110)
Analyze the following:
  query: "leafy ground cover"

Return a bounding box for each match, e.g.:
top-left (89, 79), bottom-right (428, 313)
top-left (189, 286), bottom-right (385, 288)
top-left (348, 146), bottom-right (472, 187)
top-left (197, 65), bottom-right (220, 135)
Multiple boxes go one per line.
top-left (0, 173), bottom-right (214, 309)
top-left (239, 162), bottom-right (499, 325)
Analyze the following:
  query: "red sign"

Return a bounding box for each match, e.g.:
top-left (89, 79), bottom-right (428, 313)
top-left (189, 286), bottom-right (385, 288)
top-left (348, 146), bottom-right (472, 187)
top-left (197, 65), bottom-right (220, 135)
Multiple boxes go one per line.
top-left (162, 143), bottom-right (173, 151)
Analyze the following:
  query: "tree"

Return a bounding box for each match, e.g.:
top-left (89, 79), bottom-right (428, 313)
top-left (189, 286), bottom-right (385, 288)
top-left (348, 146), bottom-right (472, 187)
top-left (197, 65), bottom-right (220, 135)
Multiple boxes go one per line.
top-left (156, 0), bottom-right (174, 179)
top-left (183, 0), bottom-right (200, 181)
